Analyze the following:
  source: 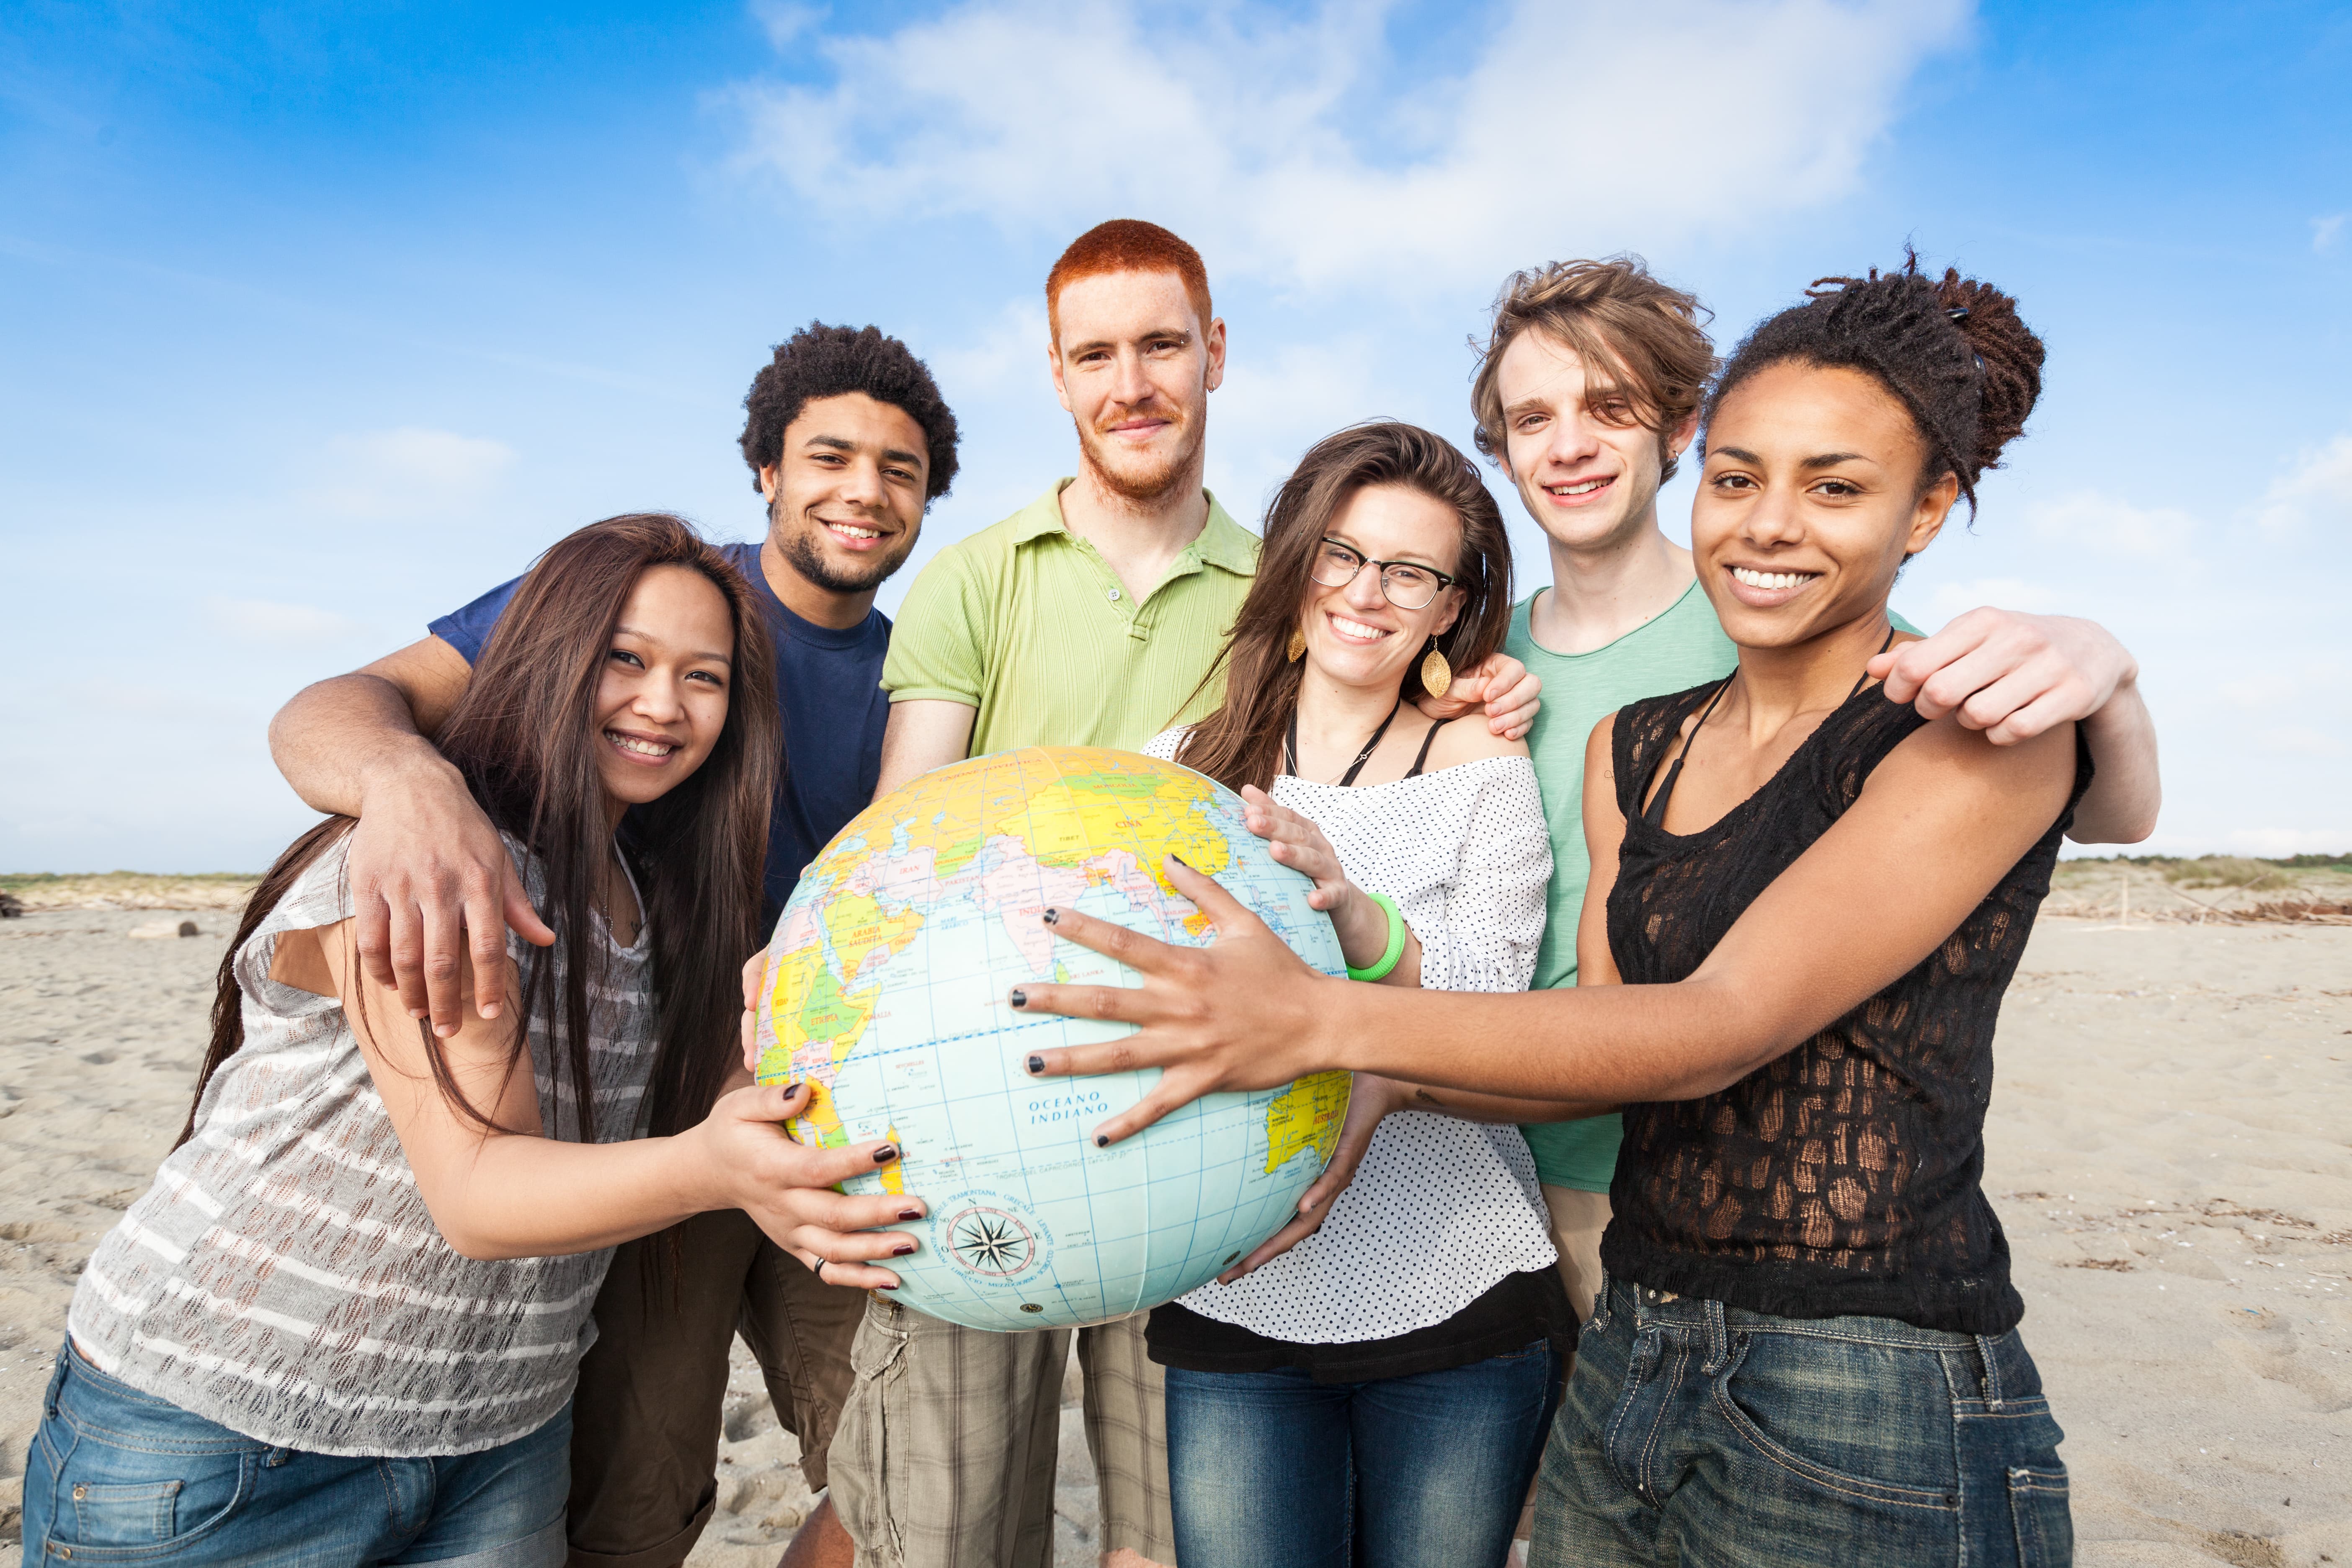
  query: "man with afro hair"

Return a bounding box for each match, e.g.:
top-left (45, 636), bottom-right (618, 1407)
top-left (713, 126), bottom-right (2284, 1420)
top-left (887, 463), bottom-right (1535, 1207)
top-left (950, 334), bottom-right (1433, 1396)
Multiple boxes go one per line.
top-left (268, 320), bottom-right (961, 1568)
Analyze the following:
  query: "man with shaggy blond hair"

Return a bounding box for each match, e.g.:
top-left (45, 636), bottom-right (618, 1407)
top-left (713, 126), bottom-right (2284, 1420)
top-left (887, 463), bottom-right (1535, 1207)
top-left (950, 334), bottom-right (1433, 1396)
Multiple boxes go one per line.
top-left (1472, 255), bottom-right (2162, 1339)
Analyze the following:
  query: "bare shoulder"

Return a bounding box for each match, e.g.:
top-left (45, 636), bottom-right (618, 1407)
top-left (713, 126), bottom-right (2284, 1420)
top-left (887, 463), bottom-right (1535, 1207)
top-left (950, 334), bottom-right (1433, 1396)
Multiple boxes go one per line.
top-left (1426, 716), bottom-right (1531, 771)
top-left (1875, 710), bottom-right (2079, 801)
top-left (269, 923), bottom-right (340, 998)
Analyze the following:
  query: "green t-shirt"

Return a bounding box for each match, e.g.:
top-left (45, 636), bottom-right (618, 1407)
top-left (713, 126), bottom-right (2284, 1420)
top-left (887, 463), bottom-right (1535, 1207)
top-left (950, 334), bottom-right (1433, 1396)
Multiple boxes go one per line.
top-left (882, 481), bottom-right (1258, 753)
top-left (1507, 581), bottom-right (1736, 1192)
top-left (1508, 582), bottom-right (1916, 1192)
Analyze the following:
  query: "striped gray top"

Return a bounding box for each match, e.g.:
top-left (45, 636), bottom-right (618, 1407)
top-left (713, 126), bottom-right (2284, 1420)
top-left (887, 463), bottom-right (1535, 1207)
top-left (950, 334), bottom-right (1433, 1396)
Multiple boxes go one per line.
top-left (68, 831), bottom-right (657, 1456)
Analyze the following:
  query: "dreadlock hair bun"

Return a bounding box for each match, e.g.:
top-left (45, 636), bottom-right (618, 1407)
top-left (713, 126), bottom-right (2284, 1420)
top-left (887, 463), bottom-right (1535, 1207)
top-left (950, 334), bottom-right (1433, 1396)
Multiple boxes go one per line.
top-left (1702, 248), bottom-right (2045, 515)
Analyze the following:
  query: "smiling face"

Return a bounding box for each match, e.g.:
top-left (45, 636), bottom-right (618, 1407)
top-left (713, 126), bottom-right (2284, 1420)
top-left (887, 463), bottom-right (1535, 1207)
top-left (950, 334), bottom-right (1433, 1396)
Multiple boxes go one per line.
top-left (593, 564), bottom-right (737, 817)
top-left (1692, 360), bottom-right (1957, 649)
top-left (1495, 328), bottom-right (1689, 555)
top-left (1049, 269), bottom-right (1225, 504)
top-left (758, 392), bottom-right (930, 597)
top-left (1297, 484), bottom-right (1466, 692)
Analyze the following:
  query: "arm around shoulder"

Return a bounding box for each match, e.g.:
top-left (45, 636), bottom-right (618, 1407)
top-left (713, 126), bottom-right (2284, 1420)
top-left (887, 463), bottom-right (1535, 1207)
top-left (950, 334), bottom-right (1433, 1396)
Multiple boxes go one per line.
top-left (273, 634), bottom-right (551, 1037)
top-left (270, 635), bottom-right (474, 818)
top-left (2068, 676), bottom-right (2160, 844)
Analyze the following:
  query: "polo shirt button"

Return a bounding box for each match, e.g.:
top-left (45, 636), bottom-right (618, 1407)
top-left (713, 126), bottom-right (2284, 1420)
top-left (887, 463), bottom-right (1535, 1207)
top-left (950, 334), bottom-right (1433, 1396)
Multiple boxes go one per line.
top-left (1107, 588), bottom-right (1122, 601)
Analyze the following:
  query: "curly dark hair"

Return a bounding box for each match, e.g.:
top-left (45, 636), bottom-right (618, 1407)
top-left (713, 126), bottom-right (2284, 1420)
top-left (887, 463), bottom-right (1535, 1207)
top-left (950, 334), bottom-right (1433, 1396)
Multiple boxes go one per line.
top-left (1702, 249), bottom-right (2045, 516)
top-left (739, 322), bottom-right (960, 501)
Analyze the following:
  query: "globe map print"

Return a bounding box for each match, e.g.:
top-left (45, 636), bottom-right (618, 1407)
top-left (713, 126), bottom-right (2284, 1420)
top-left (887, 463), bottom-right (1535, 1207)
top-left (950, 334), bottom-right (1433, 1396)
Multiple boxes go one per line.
top-left (753, 745), bottom-right (1353, 1331)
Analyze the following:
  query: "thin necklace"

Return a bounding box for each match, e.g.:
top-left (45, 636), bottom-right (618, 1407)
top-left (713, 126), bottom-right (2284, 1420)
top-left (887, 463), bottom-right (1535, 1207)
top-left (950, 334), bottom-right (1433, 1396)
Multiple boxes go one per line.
top-left (1643, 625), bottom-right (1897, 827)
top-left (1285, 696), bottom-right (1404, 787)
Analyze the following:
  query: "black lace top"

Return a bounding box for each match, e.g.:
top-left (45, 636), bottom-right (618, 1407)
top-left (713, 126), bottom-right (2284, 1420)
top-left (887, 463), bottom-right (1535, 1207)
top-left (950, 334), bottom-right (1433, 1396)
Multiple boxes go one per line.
top-left (1597, 680), bottom-right (2090, 1335)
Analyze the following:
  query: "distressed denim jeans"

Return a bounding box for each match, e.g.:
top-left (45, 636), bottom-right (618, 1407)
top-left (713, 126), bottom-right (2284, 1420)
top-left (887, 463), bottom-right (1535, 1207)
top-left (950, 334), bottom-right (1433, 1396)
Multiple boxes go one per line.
top-left (1529, 1276), bottom-right (2072, 1568)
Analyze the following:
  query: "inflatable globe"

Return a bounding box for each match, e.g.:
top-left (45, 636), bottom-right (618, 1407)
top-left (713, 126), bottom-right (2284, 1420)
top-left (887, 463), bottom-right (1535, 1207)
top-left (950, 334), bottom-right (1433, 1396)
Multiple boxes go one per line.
top-left (752, 745), bottom-right (1351, 1331)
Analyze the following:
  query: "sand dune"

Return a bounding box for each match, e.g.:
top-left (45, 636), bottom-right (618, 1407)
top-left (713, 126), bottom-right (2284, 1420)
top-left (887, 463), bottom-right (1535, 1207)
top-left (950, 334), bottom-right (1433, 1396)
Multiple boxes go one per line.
top-left (0, 908), bottom-right (2343, 1565)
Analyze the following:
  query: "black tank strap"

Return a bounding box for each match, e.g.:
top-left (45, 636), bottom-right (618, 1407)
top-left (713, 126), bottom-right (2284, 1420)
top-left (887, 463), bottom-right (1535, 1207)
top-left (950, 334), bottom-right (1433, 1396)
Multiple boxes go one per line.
top-left (1404, 716), bottom-right (1454, 779)
top-left (1641, 627), bottom-right (1898, 829)
top-left (1285, 696), bottom-right (1405, 787)
top-left (1640, 678), bottom-right (1732, 828)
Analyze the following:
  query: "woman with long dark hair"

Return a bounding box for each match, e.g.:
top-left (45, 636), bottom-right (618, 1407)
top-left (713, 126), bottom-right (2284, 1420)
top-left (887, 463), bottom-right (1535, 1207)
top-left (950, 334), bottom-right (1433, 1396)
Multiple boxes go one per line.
top-left (1145, 422), bottom-right (1575, 1568)
top-left (24, 515), bottom-right (921, 1565)
top-left (1020, 258), bottom-right (2090, 1565)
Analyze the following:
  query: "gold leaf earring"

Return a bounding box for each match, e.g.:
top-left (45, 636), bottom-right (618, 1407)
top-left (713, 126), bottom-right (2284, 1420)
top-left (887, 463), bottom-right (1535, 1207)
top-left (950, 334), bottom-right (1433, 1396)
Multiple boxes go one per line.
top-left (1420, 637), bottom-right (1452, 698)
top-left (1286, 627), bottom-right (1307, 663)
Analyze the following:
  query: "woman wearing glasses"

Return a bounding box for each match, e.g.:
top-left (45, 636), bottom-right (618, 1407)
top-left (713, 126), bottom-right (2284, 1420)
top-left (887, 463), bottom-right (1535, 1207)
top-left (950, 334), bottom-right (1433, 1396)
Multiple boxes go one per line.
top-left (1142, 422), bottom-right (1577, 1568)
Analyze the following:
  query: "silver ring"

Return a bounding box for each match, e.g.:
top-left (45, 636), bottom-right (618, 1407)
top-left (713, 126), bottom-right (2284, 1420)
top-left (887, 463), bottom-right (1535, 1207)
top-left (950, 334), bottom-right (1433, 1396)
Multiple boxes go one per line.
top-left (812, 1257), bottom-right (827, 1282)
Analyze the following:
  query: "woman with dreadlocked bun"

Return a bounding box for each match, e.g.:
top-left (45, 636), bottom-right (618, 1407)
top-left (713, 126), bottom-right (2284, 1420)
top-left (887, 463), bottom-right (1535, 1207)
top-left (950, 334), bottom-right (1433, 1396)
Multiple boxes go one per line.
top-left (1006, 253), bottom-right (2101, 1566)
top-left (1709, 248), bottom-right (2046, 514)
top-left (1499, 256), bottom-right (2088, 1565)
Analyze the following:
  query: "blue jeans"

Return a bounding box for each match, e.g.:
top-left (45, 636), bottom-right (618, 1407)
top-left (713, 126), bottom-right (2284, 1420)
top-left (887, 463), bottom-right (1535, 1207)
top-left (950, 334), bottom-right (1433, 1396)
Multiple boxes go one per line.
top-left (23, 1341), bottom-right (570, 1565)
top-left (1164, 1341), bottom-right (1558, 1568)
top-left (1530, 1277), bottom-right (2073, 1568)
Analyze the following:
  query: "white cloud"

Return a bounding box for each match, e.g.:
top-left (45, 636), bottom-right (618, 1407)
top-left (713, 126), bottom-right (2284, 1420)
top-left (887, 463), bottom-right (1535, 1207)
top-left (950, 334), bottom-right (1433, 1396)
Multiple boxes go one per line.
top-left (307, 426), bottom-right (516, 518)
top-left (2253, 433), bottom-right (2352, 539)
top-left (1918, 575), bottom-right (2064, 628)
top-left (203, 596), bottom-right (358, 645)
top-left (2258, 726), bottom-right (2349, 759)
top-left (331, 426), bottom-right (514, 488)
top-left (725, 0), bottom-right (1971, 294)
top-left (2216, 673), bottom-right (2297, 710)
top-left (2314, 213), bottom-right (2347, 253)
top-left (2025, 490), bottom-right (2196, 559)
top-left (750, 0), bottom-right (826, 49)
top-left (928, 300), bottom-right (1052, 400)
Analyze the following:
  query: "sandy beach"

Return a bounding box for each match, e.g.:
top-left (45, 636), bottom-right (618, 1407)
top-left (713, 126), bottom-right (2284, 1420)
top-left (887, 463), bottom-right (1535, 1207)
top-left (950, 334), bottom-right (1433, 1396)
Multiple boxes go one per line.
top-left (0, 903), bottom-right (2344, 1565)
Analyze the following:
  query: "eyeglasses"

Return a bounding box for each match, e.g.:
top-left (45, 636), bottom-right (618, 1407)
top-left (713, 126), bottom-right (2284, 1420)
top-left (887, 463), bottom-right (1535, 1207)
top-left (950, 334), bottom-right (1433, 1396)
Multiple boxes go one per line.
top-left (1309, 538), bottom-right (1456, 611)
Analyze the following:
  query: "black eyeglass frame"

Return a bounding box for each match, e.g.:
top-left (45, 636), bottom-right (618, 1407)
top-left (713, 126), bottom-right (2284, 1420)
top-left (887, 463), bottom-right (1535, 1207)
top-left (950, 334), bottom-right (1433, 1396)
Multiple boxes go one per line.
top-left (1309, 536), bottom-right (1458, 611)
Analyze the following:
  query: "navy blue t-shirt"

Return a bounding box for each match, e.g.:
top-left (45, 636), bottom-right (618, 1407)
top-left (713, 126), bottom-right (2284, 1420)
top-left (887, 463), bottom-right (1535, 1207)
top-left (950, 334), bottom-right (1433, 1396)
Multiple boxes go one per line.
top-left (428, 541), bottom-right (890, 923)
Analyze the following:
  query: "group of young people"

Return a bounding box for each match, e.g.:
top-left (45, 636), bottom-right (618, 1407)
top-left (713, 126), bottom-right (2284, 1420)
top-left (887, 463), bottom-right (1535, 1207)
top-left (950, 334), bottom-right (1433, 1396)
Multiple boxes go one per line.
top-left (23, 220), bottom-right (2158, 1568)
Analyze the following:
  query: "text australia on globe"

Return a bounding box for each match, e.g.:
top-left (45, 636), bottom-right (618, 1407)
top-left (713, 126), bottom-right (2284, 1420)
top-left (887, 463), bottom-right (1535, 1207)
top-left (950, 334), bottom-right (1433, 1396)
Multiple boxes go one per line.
top-left (754, 745), bottom-right (1352, 1330)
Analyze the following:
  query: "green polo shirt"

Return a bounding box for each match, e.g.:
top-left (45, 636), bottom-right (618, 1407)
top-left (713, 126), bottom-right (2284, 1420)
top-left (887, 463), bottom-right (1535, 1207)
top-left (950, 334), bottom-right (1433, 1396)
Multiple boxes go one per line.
top-left (882, 480), bottom-right (1259, 753)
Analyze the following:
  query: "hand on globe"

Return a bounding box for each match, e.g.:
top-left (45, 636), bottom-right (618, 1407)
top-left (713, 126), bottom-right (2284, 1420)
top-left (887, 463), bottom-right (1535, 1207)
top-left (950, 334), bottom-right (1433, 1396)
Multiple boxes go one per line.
top-left (1236, 786), bottom-right (1392, 972)
top-left (1014, 856), bottom-right (1343, 1144)
top-left (738, 947), bottom-right (770, 1074)
top-left (688, 1079), bottom-right (926, 1290)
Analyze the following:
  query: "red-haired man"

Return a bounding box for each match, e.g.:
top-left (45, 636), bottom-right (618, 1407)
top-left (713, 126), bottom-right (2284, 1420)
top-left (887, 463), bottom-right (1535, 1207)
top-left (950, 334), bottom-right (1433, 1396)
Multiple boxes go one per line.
top-left (849, 219), bottom-right (1542, 1568)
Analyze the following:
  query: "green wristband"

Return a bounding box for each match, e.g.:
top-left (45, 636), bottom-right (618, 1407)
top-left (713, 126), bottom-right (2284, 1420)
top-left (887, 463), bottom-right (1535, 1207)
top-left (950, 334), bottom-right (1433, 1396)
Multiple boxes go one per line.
top-left (1346, 892), bottom-right (1407, 983)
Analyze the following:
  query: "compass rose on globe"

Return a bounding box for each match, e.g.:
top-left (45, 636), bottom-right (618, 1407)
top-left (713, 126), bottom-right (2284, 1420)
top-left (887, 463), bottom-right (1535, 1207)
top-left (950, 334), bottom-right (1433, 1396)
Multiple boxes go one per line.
top-left (945, 1207), bottom-right (1037, 1278)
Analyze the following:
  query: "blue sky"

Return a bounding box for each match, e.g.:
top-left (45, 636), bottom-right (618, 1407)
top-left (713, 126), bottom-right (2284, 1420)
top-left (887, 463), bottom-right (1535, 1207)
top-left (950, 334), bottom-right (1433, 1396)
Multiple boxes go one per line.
top-left (4, 0), bottom-right (2347, 872)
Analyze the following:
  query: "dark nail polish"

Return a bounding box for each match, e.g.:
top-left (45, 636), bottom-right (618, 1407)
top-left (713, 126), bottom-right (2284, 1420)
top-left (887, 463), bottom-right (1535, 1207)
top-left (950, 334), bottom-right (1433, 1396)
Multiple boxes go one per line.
top-left (892, 1242), bottom-right (917, 1256)
top-left (877, 1281), bottom-right (900, 1290)
top-left (1041, 908), bottom-right (1059, 925)
top-left (1171, 854), bottom-right (1191, 869)
top-left (778, 1081), bottom-right (802, 1096)
top-left (898, 1207), bottom-right (923, 1221)
top-left (1094, 1134), bottom-right (1109, 1148)
top-left (872, 1143), bottom-right (897, 1164)
top-left (1026, 1054), bottom-right (1045, 1075)
top-left (1009, 988), bottom-right (1027, 1009)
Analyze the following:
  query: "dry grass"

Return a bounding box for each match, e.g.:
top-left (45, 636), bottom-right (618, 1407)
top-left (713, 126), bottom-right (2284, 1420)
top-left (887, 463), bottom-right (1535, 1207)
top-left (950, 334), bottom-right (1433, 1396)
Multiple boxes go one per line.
top-left (0, 872), bottom-right (261, 912)
top-left (2048, 854), bottom-right (2352, 924)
